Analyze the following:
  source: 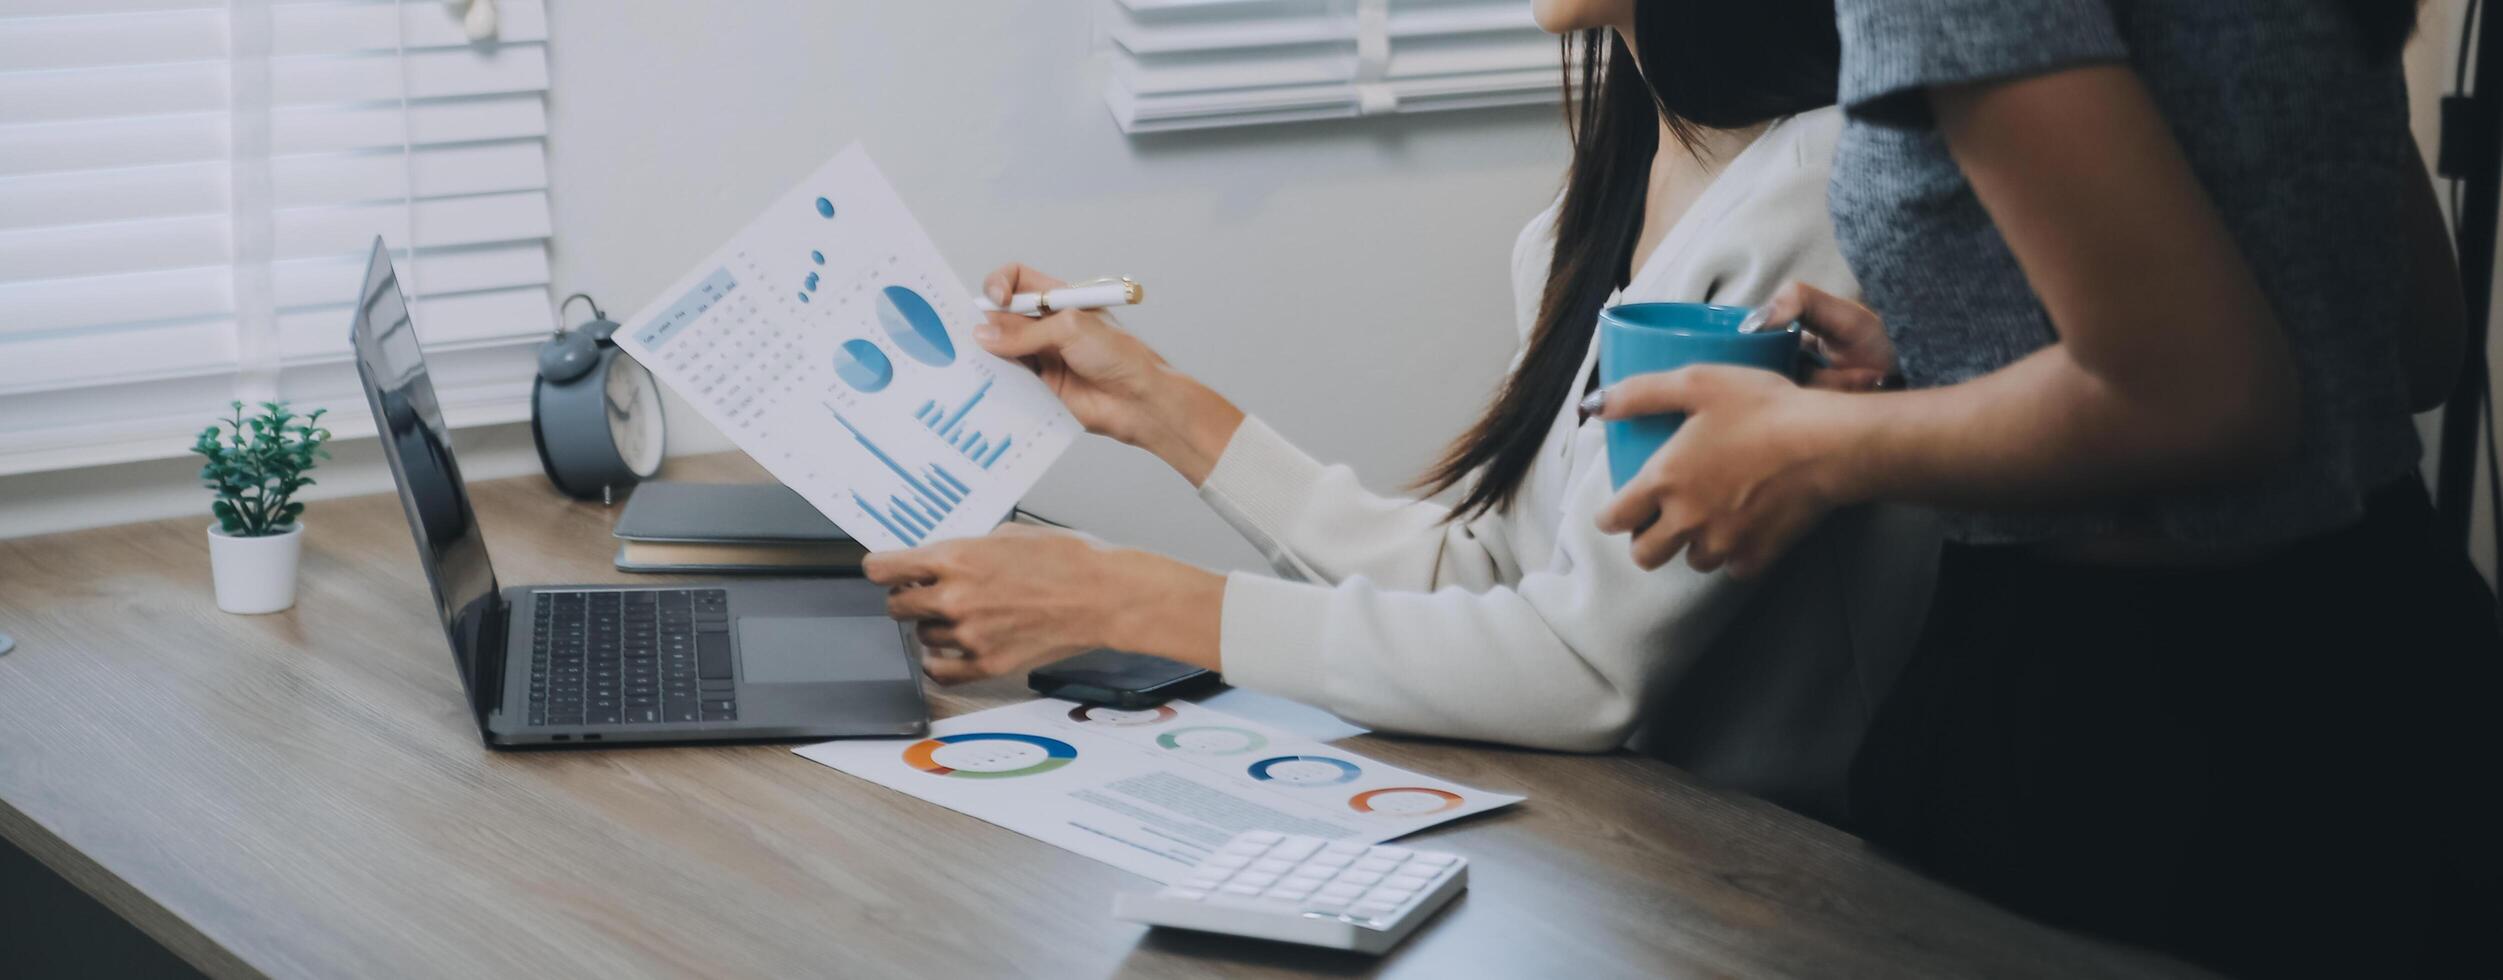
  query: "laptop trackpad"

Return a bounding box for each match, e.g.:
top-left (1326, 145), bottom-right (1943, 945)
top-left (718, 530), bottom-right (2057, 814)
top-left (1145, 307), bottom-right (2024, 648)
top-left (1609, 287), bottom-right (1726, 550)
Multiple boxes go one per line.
top-left (738, 617), bottom-right (912, 684)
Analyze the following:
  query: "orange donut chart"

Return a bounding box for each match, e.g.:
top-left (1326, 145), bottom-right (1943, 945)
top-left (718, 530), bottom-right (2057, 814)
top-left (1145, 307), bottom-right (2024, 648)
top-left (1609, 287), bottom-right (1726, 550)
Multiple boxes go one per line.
top-left (902, 732), bottom-right (1076, 779)
top-left (1348, 787), bottom-right (1464, 815)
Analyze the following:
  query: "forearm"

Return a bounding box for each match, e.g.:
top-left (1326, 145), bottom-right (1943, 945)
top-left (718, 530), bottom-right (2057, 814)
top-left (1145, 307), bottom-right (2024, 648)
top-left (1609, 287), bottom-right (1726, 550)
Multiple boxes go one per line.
top-left (1103, 550), bottom-right (1228, 672)
top-left (1850, 69), bottom-right (2299, 513)
top-left (1129, 367), bottom-right (1245, 487)
top-left (1828, 344), bottom-right (2293, 512)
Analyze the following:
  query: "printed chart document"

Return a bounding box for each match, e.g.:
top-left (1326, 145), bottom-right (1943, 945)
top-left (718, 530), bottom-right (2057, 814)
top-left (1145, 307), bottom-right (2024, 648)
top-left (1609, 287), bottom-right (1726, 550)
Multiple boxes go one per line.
top-left (615, 144), bottom-right (1076, 550)
top-left (794, 698), bottom-right (1523, 883)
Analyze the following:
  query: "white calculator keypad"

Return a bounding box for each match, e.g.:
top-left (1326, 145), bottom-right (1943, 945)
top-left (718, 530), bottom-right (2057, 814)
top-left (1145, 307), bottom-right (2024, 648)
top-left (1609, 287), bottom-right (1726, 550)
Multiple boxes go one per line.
top-left (1113, 831), bottom-right (1469, 954)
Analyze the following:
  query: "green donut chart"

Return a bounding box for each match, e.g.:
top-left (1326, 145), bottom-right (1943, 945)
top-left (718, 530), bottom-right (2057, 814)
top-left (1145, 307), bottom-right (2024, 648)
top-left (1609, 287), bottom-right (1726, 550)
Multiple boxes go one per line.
top-left (1155, 725), bottom-right (1269, 756)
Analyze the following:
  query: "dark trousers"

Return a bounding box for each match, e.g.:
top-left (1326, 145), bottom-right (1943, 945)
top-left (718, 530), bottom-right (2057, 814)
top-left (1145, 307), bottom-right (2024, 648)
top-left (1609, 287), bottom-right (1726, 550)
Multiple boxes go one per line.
top-left (1850, 478), bottom-right (2503, 978)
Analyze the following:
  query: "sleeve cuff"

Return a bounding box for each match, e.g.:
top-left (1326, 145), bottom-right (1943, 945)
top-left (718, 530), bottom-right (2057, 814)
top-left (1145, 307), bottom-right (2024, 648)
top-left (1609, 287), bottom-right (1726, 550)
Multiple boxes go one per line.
top-left (1839, 0), bottom-right (2128, 124)
top-left (1215, 571), bottom-right (1331, 706)
top-left (1197, 415), bottom-right (1329, 544)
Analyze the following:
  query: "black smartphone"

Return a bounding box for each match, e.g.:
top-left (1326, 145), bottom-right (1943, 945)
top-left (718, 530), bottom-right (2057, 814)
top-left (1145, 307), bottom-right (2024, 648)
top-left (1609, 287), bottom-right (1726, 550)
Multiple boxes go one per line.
top-left (1028, 649), bottom-right (1219, 709)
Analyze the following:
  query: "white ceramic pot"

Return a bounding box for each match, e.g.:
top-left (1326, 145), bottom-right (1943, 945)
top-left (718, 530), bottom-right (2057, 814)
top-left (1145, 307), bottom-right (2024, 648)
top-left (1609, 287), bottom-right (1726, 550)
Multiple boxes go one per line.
top-left (208, 522), bottom-right (305, 615)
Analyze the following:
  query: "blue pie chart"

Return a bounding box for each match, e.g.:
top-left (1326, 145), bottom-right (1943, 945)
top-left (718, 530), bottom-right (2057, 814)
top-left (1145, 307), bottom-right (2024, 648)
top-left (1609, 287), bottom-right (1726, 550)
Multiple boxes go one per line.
top-left (876, 286), bottom-right (955, 367)
top-left (834, 338), bottom-right (894, 393)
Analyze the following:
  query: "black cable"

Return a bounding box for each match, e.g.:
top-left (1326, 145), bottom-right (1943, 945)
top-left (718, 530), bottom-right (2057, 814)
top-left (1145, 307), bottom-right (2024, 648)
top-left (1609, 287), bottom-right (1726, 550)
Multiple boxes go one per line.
top-left (2461, 0), bottom-right (2482, 88)
top-left (2455, 0), bottom-right (2482, 231)
top-left (2467, 0), bottom-right (2503, 593)
top-left (2440, 0), bottom-right (2503, 590)
top-left (559, 292), bottom-right (607, 327)
top-left (1010, 507), bottom-right (1074, 530)
top-left (2484, 368), bottom-right (2501, 556)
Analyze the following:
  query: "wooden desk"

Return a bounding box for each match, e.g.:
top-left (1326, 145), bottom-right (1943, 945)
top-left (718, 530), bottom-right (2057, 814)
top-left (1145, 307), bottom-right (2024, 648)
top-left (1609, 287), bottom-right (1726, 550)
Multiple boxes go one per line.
top-left (0, 453), bottom-right (2199, 979)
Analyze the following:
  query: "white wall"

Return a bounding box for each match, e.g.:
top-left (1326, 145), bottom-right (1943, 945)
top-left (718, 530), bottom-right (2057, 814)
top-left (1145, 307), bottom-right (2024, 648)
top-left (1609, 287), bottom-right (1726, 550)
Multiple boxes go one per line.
top-left (0, 1), bottom-right (1569, 564)
top-left (9, 1), bottom-right (2495, 587)
top-left (539, 0), bottom-right (1566, 570)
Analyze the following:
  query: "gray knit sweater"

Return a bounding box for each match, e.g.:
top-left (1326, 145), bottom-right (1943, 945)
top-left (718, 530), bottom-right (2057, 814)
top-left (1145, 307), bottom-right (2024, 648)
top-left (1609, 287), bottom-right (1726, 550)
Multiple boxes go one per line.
top-left (1831, 0), bottom-right (2426, 546)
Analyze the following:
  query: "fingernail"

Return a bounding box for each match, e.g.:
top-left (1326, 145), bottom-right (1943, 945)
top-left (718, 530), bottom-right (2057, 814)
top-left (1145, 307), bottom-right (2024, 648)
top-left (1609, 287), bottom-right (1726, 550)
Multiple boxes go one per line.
top-left (974, 323), bottom-right (1000, 344)
top-left (1737, 305), bottom-right (1776, 333)
top-left (1578, 390), bottom-right (1607, 418)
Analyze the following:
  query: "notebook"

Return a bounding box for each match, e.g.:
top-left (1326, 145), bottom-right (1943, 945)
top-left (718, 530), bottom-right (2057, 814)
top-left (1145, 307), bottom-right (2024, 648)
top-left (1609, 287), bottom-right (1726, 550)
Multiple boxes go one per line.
top-left (612, 482), bottom-right (867, 574)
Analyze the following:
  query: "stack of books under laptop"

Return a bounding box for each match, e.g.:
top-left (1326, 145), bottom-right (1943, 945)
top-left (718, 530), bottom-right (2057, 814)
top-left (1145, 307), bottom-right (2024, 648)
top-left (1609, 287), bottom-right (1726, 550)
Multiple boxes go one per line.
top-left (612, 482), bottom-right (867, 574)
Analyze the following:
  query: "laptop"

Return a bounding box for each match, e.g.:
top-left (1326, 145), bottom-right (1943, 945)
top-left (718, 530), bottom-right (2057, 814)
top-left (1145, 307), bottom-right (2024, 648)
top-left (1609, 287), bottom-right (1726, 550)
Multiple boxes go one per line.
top-left (349, 239), bottom-right (928, 748)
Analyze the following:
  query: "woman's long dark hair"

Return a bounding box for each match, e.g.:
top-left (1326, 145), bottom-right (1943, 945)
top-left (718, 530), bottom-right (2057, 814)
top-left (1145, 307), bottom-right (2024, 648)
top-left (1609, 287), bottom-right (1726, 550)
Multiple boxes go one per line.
top-left (1417, 3), bottom-right (1842, 520)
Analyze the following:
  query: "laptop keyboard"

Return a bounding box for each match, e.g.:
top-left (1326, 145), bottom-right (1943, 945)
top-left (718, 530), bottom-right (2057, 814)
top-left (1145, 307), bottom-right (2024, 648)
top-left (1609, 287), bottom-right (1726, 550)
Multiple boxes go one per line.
top-left (529, 589), bottom-right (737, 727)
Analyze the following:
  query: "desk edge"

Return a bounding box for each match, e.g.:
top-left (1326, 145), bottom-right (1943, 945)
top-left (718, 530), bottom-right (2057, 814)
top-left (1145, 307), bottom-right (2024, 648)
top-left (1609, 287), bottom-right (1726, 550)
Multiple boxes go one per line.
top-left (0, 797), bottom-right (266, 980)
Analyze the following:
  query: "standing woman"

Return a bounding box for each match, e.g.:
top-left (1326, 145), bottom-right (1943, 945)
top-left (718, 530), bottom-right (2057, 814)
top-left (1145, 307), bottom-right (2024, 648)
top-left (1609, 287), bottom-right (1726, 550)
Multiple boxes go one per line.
top-left (1590, 0), bottom-right (2501, 973)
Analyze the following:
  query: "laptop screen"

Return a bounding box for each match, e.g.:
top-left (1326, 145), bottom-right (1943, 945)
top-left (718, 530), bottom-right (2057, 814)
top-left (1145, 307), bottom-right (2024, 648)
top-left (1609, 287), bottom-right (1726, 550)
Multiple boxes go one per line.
top-left (349, 240), bottom-right (502, 719)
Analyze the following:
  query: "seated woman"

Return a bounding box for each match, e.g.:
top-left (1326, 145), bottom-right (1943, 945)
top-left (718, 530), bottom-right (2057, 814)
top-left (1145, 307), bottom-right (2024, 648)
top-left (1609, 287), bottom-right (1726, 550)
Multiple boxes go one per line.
top-left (864, 0), bottom-right (1936, 824)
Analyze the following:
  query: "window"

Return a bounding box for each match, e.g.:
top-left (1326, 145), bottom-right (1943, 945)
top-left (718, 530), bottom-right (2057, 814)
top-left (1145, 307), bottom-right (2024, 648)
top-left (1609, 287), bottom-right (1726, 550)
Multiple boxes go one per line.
top-left (0, 0), bottom-right (555, 475)
top-left (1101, 0), bottom-right (1562, 134)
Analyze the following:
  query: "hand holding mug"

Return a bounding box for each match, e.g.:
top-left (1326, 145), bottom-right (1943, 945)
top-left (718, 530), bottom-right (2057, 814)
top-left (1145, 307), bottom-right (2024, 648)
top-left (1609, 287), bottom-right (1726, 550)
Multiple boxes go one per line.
top-left (1587, 298), bottom-right (1870, 577)
top-left (1592, 367), bottom-right (1858, 577)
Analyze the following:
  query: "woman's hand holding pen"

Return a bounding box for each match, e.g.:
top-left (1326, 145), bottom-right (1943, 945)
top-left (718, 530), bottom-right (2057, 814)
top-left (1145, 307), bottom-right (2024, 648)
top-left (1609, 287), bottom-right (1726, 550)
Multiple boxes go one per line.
top-left (976, 264), bottom-right (1245, 485)
top-left (863, 524), bottom-right (1224, 684)
top-left (1590, 283), bottom-right (1897, 577)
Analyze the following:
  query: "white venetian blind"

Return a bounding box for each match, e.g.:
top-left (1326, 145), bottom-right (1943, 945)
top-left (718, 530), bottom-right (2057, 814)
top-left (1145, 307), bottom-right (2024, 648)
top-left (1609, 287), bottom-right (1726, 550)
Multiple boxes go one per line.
top-left (1102, 0), bottom-right (1560, 134)
top-left (0, 0), bottom-right (555, 475)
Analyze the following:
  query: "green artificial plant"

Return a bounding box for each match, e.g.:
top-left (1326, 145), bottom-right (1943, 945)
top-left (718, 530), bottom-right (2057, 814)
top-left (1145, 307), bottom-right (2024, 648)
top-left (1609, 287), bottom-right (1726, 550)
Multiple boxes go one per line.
top-left (192, 401), bottom-right (332, 537)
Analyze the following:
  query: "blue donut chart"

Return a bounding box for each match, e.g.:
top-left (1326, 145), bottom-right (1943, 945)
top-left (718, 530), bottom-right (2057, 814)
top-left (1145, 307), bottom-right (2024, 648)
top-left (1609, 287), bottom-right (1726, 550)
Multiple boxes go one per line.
top-left (1246, 755), bottom-right (1362, 785)
top-left (834, 338), bottom-right (894, 393)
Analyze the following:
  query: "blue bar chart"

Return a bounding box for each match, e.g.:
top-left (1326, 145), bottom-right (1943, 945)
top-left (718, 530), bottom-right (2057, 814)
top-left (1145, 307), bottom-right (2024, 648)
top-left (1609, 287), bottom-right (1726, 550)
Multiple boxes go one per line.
top-left (828, 403), bottom-right (976, 546)
top-left (912, 378), bottom-right (1016, 469)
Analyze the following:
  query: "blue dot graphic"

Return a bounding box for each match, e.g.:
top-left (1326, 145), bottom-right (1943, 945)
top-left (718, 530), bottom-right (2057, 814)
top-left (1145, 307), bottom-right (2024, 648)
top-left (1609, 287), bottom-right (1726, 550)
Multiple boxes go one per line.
top-left (798, 292), bottom-right (811, 303)
top-left (815, 197), bottom-right (835, 219)
top-left (811, 251), bottom-right (825, 265)
top-left (805, 273), bottom-right (820, 291)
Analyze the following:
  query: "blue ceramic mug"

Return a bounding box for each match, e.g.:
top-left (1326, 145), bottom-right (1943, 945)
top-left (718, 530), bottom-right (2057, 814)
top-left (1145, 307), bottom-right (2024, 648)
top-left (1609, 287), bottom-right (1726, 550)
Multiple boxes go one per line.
top-left (1599, 302), bottom-right (1803, 490)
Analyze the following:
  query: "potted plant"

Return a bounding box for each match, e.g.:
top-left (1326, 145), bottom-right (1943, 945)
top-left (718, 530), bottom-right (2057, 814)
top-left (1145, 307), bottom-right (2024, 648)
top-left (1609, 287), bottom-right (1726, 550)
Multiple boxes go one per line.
top-left (193, 401), bottom-right (331, 614)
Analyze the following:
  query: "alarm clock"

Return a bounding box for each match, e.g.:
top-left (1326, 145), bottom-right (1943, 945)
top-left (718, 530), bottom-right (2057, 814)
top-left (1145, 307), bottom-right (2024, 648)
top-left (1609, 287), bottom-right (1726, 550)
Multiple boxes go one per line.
top-left (531, 294), bottom-right (664, 503)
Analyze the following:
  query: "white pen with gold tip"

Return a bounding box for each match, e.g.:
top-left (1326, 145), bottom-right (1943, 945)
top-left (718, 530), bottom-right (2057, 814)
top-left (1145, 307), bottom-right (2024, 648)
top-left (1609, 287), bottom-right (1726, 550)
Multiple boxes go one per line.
top-left (974, 276), bottom-right (1144, 316)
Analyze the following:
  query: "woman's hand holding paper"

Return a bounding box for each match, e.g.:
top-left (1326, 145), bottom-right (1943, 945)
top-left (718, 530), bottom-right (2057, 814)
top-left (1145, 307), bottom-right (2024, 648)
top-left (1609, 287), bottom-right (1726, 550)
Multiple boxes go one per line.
top-left (863, 523), bottom-right (1225, 685)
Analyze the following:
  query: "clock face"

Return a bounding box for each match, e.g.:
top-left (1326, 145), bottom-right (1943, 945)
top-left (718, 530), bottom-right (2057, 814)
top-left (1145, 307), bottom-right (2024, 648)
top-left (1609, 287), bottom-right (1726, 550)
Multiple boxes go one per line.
top-left (603, 357), bottom-right (666, 477)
